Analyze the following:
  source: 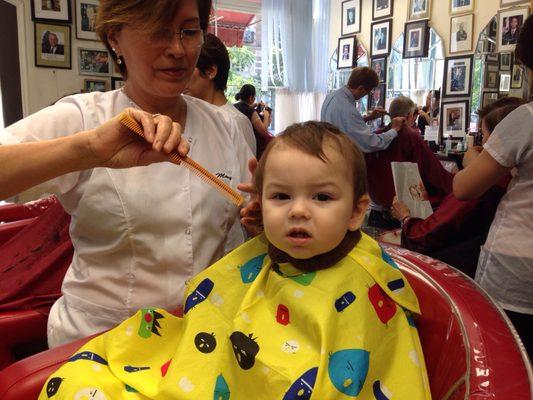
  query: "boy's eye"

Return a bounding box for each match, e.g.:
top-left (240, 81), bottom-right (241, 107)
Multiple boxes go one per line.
top-left (314, 193), bottom-right (332, 201)
top-left (272, 193), bottom-right (290, 200)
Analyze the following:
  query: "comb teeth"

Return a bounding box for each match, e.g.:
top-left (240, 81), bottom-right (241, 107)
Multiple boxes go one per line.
top-left (118, 112), bottom-right (244, 206)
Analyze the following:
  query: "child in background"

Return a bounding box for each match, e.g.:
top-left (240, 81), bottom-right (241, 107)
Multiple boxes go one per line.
top-left (40, 122), bottom-right (430, 399)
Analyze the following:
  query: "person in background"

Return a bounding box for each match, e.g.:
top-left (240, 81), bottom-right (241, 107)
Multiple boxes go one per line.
top-left (320, 67), bottom-right (404, 153)
top-left (391, 98), bottom-right (524, 277)
top-left (0, 0), bottom-right (253, 348)
top-left (234, 83), bottom-right (273, 159)
top-left (453, 15), bottom-right (533, 358)
top-left (365, 96), bottom-right (453, 228)
top-left (417, 90), bottom-right (440, 136)
top-left (185, 33), bottom-right (256, 154)
top-left (39, 121), bottom-right (430, 400)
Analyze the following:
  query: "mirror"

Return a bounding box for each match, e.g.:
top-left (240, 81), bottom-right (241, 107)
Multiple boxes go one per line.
top-left (328, 43), bottom-right (370, 114)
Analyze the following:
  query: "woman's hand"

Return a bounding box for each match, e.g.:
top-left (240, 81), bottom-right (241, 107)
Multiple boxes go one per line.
top-left (85, 108), bottom-right (189, 169)
top-left (391, 196), bottom-right (410, 222)
top-left (237, 157), bottom-right (263, 236)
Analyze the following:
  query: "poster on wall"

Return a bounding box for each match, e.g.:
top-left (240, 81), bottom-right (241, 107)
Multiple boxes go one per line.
top-left (408, 0), bottom-right (431, 20)
top-left (370, 19), bottom-right (392, 57)
top-left (449, 0), bottom-right (474, 15)
top-left (371, 57), bottom-right (387, 83)
top-left (34, 22), bottom-right (72, 69)
top-left (497, 6), bottom-right (530, 52)
top-left (31, 0), bottom-right (71, 23)
top-left (372, 0), bottom-right (393, 20)
top-left (337, 36), bottom-right (358, 69)
top-left (403, 19), bottom-right (429, 58)
top-left (76, 0), bottom-right (100, 41)
top-left (341, 0), bottom-right (361, 35)
top-left (78, 47), bottom-right (112, 76)
top-left (449, 13), bottom-right (474, 53)
top-left (443, 55), bottom-right (473, 97)
top-left (440, 100), bottom-right (469, 139)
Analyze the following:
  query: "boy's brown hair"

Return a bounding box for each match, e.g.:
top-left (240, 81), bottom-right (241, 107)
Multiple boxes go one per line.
top-left (347, 67), bottom-right (379, 91)
top-left (253, 121), bottom-right (367, 204)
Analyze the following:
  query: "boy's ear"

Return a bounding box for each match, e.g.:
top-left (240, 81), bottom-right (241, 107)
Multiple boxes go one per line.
top-left (348, 194), bottom-right (370, 231)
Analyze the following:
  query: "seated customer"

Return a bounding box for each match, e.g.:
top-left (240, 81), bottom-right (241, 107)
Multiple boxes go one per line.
top-left (365, 96), bottom-right (453, 212)
top-left (39, 122), bottom-right (430, 399)
top-left (390, 97), bottom-right (525, 277)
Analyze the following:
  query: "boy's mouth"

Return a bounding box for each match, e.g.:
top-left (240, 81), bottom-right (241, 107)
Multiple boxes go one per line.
top-left (287, 228), bottom-right (312, 239)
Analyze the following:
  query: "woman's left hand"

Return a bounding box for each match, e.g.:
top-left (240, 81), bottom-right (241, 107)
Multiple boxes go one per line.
top-left (237, 157), bottom-right (263, 236)
top-left (391, 196), bottom-right (410, 222)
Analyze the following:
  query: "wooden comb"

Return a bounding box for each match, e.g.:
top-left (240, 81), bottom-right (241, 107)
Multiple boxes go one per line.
top-left (118, 111), bottom-right (244, 206)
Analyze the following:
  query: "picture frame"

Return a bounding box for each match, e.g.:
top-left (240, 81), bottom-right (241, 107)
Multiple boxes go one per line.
top-left (450, 0), bottom-right (474, 15)
top-left (482, 91), bottom-right (499, 108)
top-left (497, 6), bottom-right (530, 52)
top-left (443, 55), bottom-right (473, 98)
top-left (78, 47), bottom-right (112, 76)
top-left (369, 83), bottom-right (386, 109)
top-left (449, 14), bottom-right (474, 54)
top-left (370, 19), bottom-right (392, 57)
top-left (408, 0), bottom-right (431, 20)
top-left (83, 78), bottom-right (109, 93)
top-left (371, 57), bottom-right (387, 83)
top-left (403, 19), bottom-right (430, 59)
top-left (511, 64), bottom-right (524, 89)
top-left (111, 76), bottom-right (126, 90)
top-left (485, 53), bottom-right (499, 62)
top-left (337, 36), bottom-right (358, 70)
top-left (34, 22), bottom-right (71, 69)
top-left (500, 0), bottom-right (530, 6)
top-left (31, 0), bottom-right (71, 23)
top-left (499, 52), bottom-right (513, 70)
top-left (440, 100), bottom-right (469, 140)
top-left (76, 0), bottom-right (100, 41)
top-left (483, 62), bottom-right (500, 90)
top-left (341, 0), bottom-right (361, 36)
top-left (499, 73), bottom-right (511, 92)
top-left (372, 0), bottom-right (393, 20)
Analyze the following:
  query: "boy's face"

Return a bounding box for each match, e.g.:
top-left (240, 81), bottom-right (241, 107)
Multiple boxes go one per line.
top-left (261, 143), bottom-right (368, 260)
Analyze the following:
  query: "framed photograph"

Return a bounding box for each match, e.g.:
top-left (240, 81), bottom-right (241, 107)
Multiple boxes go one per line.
top-left (34, 22), bottom-right (71, 69)
top-left (408, 0), bottom-right (431, 20)
top-left (497, 6), bottom-right (530, 52)
top-left (76, 0), bottom-right (100, 41)
top-left (111, 76), bottom-right (126, 90)
top-left (485, 53), bottom-right (499, 62)
top-left (500, 0), bottom-right (530, 6)
top-left (450, 14), bottom-right (474, 53)
top-left (443, 55), bottom-right (473, 97)
top-left (511, 64), bottom-right (524, 89)
top-left (373, 0), bottom-right (393, 20)
top-left (499, 73), bottom-right (511, 92)
top-left (341, 0), bottom-right (361, 36)
top-left (31, 0), bottom-right (71, 23)
top-left (84, 78), bottom-right (109, 93)
top-left (450, 0), bottom-right (474, 15)
top-left (78, 47), bottom-right (112, 76)
top-left (483, 62), bottom-right (499, 90)
top-left (441, 100), bottom-right (469, 139)
top-left (371, 57), bottom-right (387, 83)
top-left (482, 91), bottom-right (499, 108)
top-left (403, 20), bottom-right (429, 58)
top-left (499, 52), bottom-right (513, 70)
top-left (369, 83), bottom-right (386, 109)
top-left (370, 19), bottom-right (392, 57)
top-left (337, 36), bottom-right (358, 70)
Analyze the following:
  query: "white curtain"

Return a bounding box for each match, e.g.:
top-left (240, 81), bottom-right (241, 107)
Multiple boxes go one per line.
top-left (261, 0), bottom-right (330, 129)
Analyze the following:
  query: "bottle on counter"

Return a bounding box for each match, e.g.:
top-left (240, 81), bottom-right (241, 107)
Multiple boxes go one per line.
top-left (445, 135), bottom-right (453, 155)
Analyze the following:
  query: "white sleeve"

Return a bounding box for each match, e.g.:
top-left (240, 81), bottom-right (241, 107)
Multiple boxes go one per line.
top-left (0, 100), bottom-right (86, 203)
top-left (484, 103), bottom-right (533, 168)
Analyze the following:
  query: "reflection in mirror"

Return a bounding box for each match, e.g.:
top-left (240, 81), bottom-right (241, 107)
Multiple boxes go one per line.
top-left (387, 28), bottom-right (444, 128)
top-left (328, 43), bottom-right (370, 114)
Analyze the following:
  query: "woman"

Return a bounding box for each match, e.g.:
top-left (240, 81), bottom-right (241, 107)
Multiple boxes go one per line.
top-left (0, 0), bottom-right (252, 348)
top-left (453, 15), bottom-right (533, 357)
top-left (185, 33), bottom-right (256, 154)
top-left (233, 84), bottom-right (273, 158)
top-left (391, 98), bottom-right (524, 277)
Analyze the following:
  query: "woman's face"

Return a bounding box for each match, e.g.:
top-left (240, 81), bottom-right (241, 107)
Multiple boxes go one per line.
top-left (109, 0), bottom-right (202, 103)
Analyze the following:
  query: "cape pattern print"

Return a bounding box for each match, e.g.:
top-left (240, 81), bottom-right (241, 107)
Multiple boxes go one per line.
top-left (39, 233), bottom-right (431, 399)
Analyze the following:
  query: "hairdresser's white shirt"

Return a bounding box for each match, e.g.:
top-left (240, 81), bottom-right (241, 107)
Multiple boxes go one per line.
top-left (220, 101), bottom-right (256, 155)
top-left (0, 90), bottom-right (252, 346)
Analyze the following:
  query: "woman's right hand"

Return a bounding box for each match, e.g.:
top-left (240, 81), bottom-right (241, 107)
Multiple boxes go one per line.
top-left (85, 108), bottom-right (189, 169)
top-left (391, 196), bottom-right (410, 222)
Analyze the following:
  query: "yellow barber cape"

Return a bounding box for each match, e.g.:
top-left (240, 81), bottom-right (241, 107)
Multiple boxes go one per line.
top-left (39, 233), bottom-right (431, 399)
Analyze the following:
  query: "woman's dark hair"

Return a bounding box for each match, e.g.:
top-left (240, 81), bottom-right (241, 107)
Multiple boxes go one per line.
top-left (483, 98), bottom-right (527, 132)
top-left (477, 96), bottom-right (526, 120)
top-left (197, 33), bottom-right (230, 91)
top-left (235, 84), bottom-right (256, 102)
top-left (515, 15), bottom-right (532, 69)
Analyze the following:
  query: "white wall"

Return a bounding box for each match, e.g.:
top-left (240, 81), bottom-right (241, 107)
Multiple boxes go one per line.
top-left (329, 0), bottom-right (507, 61)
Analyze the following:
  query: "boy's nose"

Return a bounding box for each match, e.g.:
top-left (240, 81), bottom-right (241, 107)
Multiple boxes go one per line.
top-left (288, 200), bottom-right (311, 219)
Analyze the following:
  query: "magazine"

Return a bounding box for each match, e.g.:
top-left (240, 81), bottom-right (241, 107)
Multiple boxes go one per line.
top-left (391, 162), bottom-right (433, 219)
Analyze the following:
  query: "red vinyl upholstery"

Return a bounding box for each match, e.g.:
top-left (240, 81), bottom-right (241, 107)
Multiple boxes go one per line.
top-left (0, 249), bottom-right (530, 399)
